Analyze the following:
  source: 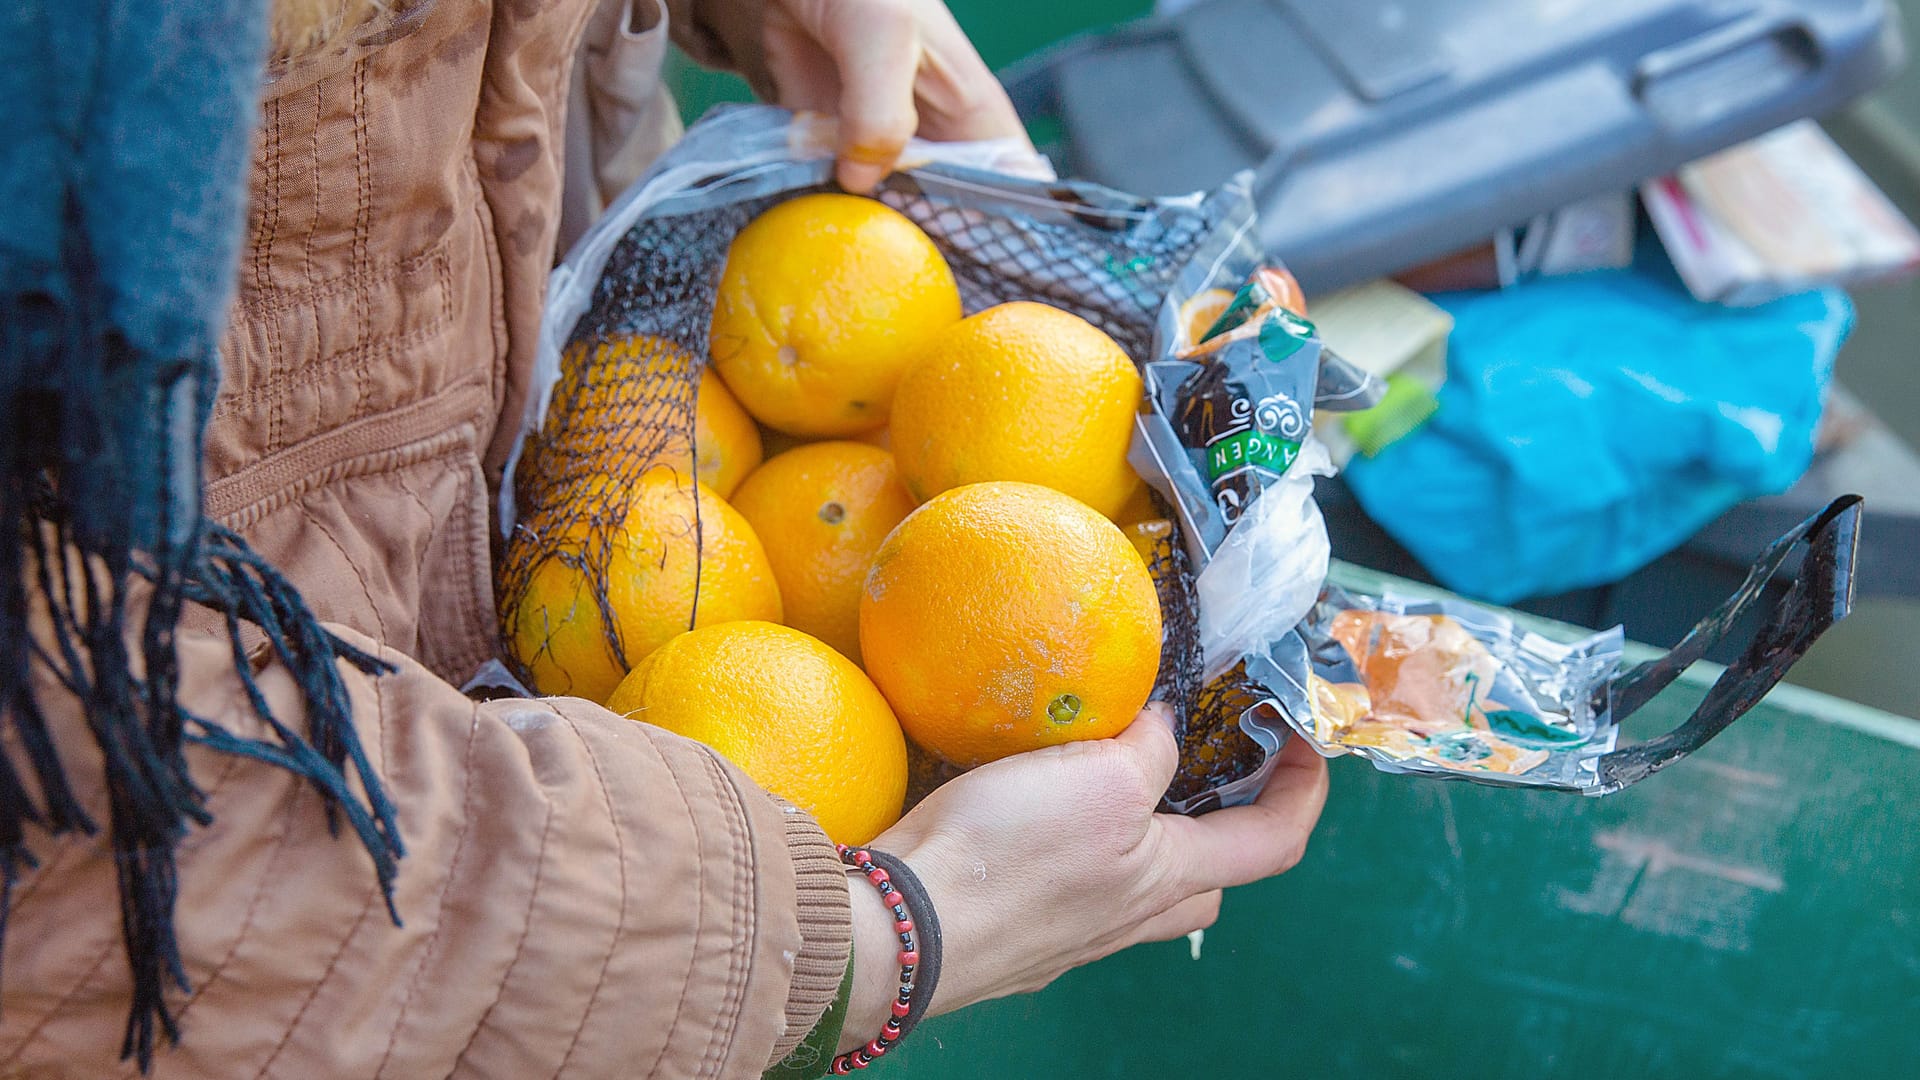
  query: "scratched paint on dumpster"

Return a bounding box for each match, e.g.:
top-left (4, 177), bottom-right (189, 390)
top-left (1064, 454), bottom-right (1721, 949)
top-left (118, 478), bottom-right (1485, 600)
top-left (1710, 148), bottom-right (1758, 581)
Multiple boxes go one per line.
top-left (1556, 831), bottom-right (1784, 951)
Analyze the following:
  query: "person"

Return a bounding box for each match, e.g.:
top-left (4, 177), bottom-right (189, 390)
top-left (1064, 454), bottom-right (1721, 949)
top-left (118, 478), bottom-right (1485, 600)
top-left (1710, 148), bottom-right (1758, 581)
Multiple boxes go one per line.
top-left (0, 1), bottom-right (1327, 1076)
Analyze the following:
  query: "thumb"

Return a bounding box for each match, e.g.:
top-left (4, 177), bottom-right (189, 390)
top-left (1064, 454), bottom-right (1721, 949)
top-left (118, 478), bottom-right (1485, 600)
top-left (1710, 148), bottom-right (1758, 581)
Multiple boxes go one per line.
top-left (1110, 701), bottom-right (1180, 798)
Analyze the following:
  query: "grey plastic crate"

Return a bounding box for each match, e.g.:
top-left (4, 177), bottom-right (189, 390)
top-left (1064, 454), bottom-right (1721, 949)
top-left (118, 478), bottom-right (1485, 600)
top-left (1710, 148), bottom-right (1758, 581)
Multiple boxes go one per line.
top-left (1004, 0), bottom-right (1906, 292)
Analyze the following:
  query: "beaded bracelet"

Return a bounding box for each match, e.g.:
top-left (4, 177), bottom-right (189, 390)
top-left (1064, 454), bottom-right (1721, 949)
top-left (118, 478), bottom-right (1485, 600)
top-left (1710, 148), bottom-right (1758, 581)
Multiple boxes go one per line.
top-left (831, 845), bottom-right (942, 1073)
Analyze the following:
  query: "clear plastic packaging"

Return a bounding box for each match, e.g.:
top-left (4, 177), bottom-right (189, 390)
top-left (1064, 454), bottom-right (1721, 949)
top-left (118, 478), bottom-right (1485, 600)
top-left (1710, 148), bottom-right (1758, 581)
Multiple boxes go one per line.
top-left (1194, 437), bottom-right (1333, 681)
top-left (1297, 586), bottom-right (1625, 789)
top-left (1276, 490), bottom-right (1861, 795)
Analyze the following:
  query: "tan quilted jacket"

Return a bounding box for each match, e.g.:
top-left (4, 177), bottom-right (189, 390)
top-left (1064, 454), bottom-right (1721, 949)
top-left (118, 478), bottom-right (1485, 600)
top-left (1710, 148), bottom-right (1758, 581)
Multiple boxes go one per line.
top-left (0, 2), bottom-right (851, 1076)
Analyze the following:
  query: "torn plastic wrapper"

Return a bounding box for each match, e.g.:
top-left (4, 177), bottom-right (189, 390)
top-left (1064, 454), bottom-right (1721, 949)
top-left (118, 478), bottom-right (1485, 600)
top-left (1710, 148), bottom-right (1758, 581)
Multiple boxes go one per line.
top-left (1149, 295), bottom-right (1338, 680)
top-left (1127, 245), bottom-right (1382, 808)
top-left (1297, 588), bottom-right (1624, 789)
top-left (1136, 512), bottom-right (1295, 816)
top-left (1134, 284), bottom-right (1380, 568)
top-left (1164, 312), bottom-right (1320, 547)
top-left (1282, 496), bottom-right (1863, 794)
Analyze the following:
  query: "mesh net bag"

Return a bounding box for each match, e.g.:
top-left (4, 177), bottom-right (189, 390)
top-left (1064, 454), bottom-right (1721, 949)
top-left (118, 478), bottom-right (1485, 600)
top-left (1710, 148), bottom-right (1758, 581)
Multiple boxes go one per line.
top-left (499, 106), bottom-right (1300, 812)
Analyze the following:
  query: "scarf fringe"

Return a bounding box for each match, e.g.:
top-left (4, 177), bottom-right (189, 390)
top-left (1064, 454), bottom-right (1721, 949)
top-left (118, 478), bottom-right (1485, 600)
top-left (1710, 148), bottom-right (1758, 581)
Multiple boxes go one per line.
top-left (2, 271), bottom-right (404, 1070)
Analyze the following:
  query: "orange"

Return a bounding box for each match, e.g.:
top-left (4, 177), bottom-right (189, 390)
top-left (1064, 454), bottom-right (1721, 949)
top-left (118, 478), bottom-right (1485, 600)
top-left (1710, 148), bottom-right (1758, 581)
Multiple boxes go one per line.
top-left (1114, 479), bottom-right (1158, 527)
top-left (508, 470), bottom-right (783, 702)
top-left (539, 337), bottom-right (761, 497)
top-left (508, 529), bottom-right (615, 700)
top-left (544, 333), bottom-right (687, 450)
top-left (890, 302), bottom-right (1144, 520)
top-left (852, 425), bottom-right (892, 451)
top-left (730, 442), bottom-right (916, 665)
top-left (860, 482), bottom-right (1163, 768)
top-left (709, 193), bottom-right (961, 437)
top-left (607, 621), bottom-right (907, 844)
top-left (690, 368), bottom-right (764, 497)
top-left (1124, 518), bottom-right (1176, 567)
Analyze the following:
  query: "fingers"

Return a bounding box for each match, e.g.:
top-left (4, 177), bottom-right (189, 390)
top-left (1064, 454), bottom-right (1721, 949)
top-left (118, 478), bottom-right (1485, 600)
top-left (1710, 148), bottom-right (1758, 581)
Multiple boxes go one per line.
top-left (1110, 702), bottom-right (1180, 800)
top-left (819, 8), bottom-right (921, 192)
top-left (1161, 736), bottom-right (1330, 891)
top-left (908, 8), bottom-right (1028, 145)
top-left (767, 0), bottom-right (1027, 192)
top-left (1131, 889), bottom-right (1222, 944)
top-left (760, 17), bottom-right (842, 117)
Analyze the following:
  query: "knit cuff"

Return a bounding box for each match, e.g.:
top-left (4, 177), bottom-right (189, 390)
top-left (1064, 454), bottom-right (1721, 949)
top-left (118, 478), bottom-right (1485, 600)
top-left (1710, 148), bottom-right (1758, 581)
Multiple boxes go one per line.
top-left (766, 803), bottom-right (853, 1065)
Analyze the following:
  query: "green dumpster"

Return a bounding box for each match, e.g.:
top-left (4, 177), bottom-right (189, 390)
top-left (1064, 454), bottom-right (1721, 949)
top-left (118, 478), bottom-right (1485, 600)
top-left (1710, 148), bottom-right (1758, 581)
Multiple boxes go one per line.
top-left (651, 10), bottom-right (1920, 1074)
top-left (888, 562), bottom-right (1920, 1077)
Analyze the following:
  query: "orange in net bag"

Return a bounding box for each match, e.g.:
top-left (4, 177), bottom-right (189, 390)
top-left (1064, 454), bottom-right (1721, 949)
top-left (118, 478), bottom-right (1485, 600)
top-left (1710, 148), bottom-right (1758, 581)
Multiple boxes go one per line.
top-left (497, 105), bottom-right (1308, 812)
top-left (500, 329), bottom-right (782, 701)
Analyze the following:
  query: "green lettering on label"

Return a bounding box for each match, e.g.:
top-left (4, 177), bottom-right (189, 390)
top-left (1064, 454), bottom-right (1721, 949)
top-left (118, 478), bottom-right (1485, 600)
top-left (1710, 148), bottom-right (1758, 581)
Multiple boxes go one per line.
top-left (1204, 430), bottom-right (1300, 481)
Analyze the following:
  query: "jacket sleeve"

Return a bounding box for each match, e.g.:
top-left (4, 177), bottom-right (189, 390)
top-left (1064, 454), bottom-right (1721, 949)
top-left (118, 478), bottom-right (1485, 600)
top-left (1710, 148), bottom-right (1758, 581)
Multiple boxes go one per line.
top-left (0, 621), bottom-right (851, 1079)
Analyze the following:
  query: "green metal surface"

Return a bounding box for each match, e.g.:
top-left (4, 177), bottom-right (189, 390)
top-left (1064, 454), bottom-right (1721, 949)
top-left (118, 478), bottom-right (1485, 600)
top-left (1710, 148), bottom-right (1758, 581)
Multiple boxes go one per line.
top-left (890, 565), bottom-right (1920, 1078)
top-left (942, 0), bottom-right (1154, 70)
top-left (663, 1), bottom-right (1152, 124)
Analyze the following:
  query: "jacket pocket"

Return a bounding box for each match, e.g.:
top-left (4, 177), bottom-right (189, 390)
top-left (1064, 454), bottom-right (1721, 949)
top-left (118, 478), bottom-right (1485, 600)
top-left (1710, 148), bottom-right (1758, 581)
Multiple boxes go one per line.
top-left (201, 383), bottom-right (499, 681)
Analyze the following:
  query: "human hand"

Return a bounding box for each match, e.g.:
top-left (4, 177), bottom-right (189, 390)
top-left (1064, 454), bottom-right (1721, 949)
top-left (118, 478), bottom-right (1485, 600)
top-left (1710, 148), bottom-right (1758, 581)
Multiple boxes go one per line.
top-left (697, 0), bottom-right (1029, 193)
top-left (839, 704), bottom-right (1329, 1051)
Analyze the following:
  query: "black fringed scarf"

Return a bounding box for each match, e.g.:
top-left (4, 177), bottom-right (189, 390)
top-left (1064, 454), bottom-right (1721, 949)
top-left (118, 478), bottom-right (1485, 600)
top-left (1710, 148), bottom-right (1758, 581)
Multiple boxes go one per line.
top-left (0, 2), bottom-right (404, 1069)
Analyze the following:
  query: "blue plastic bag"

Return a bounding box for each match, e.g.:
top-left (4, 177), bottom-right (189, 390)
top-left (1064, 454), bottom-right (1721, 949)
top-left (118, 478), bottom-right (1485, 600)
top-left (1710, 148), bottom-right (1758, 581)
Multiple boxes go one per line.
top-left (1342, 258), bottom-right (1850, 604)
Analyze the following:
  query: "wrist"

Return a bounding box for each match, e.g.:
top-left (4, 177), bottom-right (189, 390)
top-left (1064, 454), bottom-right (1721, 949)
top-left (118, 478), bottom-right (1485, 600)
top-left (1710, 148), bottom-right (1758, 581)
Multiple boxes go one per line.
top-left (837, 866), bottom-right (900, 1054)
top-left (831, 845), bottom-right (944, 1070)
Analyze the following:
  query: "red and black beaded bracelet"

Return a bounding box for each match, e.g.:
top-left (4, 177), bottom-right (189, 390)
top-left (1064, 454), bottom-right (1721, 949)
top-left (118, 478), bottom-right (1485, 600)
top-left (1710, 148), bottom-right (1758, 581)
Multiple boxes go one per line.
top-left (831, 845), bottom-right (942, 1074)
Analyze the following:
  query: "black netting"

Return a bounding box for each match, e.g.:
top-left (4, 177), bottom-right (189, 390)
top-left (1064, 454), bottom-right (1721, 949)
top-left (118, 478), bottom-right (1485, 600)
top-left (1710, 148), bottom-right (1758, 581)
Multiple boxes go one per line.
top-left (1134, 493), bottom-right (1270, 813)
top-left (1166, 664), bottom-right (1274, 814)
top-left (884, 187), bottom-right (1213, 361)
top-left (501, 164), bottom-right (1272, 811)
top-left (499, 193), bottom-right (797, 676)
